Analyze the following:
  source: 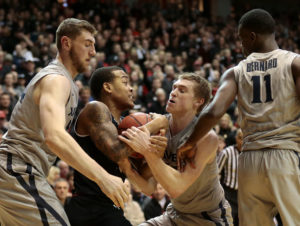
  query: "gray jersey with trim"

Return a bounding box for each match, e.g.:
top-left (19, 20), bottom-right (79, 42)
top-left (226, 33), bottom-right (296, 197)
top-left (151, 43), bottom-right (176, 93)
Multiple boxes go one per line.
top-left (234, 49), bottom-right (300, 152)
top-left (164, 114), bottom-right (224, 215)
top-left (0, 60), bottom-right (78, 176)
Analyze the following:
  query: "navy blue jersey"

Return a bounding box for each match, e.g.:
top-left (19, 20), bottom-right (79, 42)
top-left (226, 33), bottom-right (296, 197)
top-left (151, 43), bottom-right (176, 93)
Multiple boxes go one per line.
top-left (72, 116), bottom-right (125, 203)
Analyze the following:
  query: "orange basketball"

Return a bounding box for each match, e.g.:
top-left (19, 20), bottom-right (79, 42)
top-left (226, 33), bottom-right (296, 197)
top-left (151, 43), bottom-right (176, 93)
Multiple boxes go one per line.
top-left (119, 112), bottom-right (152, 159)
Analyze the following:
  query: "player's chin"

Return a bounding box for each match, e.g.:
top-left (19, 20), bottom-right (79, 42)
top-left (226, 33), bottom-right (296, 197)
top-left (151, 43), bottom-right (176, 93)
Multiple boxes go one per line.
top-left (128, 101), bottom-right (135, 108)
top-left (166, 105), bottom-right (172, 113)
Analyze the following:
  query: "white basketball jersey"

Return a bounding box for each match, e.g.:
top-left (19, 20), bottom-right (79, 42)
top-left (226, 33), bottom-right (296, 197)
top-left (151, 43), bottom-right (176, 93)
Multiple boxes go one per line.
top-left (0, 60), bottom-right (78, 176)
top-left (234, 49), bottom-right (300, 152)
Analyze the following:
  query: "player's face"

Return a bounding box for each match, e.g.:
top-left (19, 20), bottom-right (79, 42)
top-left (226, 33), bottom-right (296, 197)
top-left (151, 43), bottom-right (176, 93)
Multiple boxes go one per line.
top-left (238, 25), bottom-right (254, 57)
top-left (69, 30), bottom-right (96, 73)
top-left (111, 70), bottom-right (134, 110)
top-left (166, 79), bottom-right (199, 114)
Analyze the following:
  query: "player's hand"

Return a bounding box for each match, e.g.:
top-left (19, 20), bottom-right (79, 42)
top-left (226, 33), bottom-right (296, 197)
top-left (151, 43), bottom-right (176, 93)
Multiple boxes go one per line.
top-left (119, 126), bottom-right (152, 155)
top-left (97, 174), bottom-right (129, 210)
top-left (149, 129), bottom-right (167, 158)
top-left (177, 142), bottom-right (197, 172)
top-left (149, 112), bottom-right (162, 120)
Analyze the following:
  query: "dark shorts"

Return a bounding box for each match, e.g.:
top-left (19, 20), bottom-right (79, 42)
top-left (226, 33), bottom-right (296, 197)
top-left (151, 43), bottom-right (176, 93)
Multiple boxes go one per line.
top-left (65, 195), bottom-right (132, 226)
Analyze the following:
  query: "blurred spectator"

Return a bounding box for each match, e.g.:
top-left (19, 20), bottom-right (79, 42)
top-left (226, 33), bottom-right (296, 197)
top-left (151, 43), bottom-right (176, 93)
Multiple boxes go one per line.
top-left (57, 160), bottom-right (70, 179)
top-left (217, 135), bottom-right (226, 156)
top-left (47, 166), bottom-right (61, 188)
top-left (2, 72), bottom-right (20, 102)
top-left (145, 77), bottom-right (162, 109)
top-left (123, 179), bottom-right (146, 226)
top-left (217, 113), bottom-right (237, 146)
top-left (131, 182), bottom-right (151, 210)
top-left (162, 64), bottom-right (176, 96)
top-left (54, 178), bottom-right (72, 206)
top-left (66, 170), bottom-right (75, 195)
top-left (76, 86), bottom-right (91, 115)
top-left (143, 183), bottom-right (170, 220)
top-left (0, 92), bottom-right (14, 121)
top-left (15, 73), bottom-right (26, 95)
top-left (22, 52), bottom-right (38, 85)
top-left (0, 110), bottom-right (7, 133)
top-left (147, 88), bottom-right (167, 114)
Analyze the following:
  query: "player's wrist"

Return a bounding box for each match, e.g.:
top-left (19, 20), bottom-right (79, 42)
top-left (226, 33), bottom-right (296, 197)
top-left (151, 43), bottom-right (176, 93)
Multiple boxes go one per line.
top-left (144, 150), bottom-right (159, 161)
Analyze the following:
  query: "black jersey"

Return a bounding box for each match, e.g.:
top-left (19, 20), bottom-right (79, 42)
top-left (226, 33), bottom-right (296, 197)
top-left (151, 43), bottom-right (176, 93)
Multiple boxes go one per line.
top-left (72, 116), bottom-right (125, 203)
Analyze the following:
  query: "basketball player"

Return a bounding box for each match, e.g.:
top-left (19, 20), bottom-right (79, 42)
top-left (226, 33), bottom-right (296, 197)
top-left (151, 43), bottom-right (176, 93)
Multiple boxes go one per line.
top-left (120, 73), bottom-right (233, 225)
top-left (0, 19), bottom-right (129, 226)
top-left (177, 9), bottom-right (300, 225)
top-left (65, 66), bottom-right (167, 226)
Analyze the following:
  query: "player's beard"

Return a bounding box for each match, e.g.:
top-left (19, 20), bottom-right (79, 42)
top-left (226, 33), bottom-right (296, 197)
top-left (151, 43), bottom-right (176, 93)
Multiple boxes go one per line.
top-left (70, 46), bottom-right (86, 73)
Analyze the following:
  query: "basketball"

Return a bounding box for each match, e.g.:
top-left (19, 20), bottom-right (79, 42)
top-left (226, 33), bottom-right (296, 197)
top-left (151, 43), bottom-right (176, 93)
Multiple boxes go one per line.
top-left (118, 112), bottom-right (152, 159)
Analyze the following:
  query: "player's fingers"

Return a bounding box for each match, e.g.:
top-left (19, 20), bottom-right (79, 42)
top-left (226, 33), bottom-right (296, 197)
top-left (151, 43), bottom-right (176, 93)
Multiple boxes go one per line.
top-left (118, 135), bottom-right (132, 145)
top-left (150, 136), bottom-right (168, 143)
top-left (150, 140), bottom-right (167, 151)
top-left (121, 129), bottom-right (136, 138)
top-left (150, 135), bottom-right (167, 140)
top-left (122, 184), bottom-right (130, 203)
top-left (159, 129), bottom-right (166, 136)
top-left (149, 143), bottom-right (159, 151)
top-left (109, 195), bottom-right (120, 209)
top-left (115, 192), bottom-right (125, 210)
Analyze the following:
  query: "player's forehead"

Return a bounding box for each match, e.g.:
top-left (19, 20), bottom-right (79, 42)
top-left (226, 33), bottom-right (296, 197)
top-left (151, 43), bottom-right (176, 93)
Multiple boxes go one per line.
top-left (113, 70), bottom-right (129, 80)
top-left (75, 30), bottom-right (95, 44)
top-left (173, 79), bottom-right (194, 89)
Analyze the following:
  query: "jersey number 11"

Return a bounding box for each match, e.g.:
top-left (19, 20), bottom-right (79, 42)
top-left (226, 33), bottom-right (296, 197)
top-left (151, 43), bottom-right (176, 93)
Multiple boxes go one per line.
top-left (251, 74), bottom-right (273, 103)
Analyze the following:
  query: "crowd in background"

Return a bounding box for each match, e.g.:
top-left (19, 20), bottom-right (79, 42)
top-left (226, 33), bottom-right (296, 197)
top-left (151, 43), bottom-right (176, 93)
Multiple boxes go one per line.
top-left (0, 0), bottom-right (299, 225)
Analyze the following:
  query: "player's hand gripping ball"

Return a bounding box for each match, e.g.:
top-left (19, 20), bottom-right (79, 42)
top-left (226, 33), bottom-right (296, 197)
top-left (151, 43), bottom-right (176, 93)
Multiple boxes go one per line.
top-left (118, 112), bottom-right (152, 159)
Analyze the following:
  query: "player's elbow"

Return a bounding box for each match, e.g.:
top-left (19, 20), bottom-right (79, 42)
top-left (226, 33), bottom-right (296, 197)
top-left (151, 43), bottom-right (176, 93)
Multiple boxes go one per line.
top-left (205, 105), bottom-right (223, 120)
top-left (168, 188), bottom-right (184, 199)
top-left (44, 129), bottom-right (62, 151)
top-left (109, 143), bottom-right (127, 163)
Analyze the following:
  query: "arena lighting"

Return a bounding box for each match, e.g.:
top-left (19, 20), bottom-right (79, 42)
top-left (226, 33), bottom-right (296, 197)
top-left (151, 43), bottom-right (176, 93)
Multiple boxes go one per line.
top-left (57, 0), bottom-right (68, 7)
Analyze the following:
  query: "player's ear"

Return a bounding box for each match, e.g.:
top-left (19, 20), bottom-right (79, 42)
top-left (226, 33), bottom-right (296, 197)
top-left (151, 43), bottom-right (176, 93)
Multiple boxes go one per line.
top-left (250, 32), bottom-right (256, 42)
top-left (61, 36), bottom-right (72, 51)
top-left (194, 97), bottom-right (204, 111)
top-left (103, 82), bottom-right (112, 94)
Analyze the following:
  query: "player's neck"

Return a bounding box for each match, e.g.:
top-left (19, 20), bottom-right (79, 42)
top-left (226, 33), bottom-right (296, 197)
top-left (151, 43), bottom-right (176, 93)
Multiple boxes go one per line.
top-left (105, 101), bottom-right (122, 123)
top-left (256, 36), bottom-right (278, 53)
top-left (57, 55), bottom-right (78, 79)
top-left (170, 112), bottom-right (195, 136)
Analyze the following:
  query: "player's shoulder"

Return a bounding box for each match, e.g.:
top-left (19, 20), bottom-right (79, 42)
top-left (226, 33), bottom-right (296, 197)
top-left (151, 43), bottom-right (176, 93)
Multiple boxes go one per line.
top-left (84, 101), bottom-right (110, 114)
top-left (200, 129), bottom-right (218, 146)
top-left (78, 101), bottom-right (112, 127)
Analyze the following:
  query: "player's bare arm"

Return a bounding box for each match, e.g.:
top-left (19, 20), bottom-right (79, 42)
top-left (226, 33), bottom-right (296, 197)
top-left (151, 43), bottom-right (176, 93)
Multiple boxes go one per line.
top-left (36, 74), bottom-right (129, 209)
top-left (177, 68), bottom-right (238, 170)
top-left (77, 101), bottom-right (132, 163)
top-left (292, 56), bottom-right (300, 99)
top-left (119, 157), bottom-right (157, 195)
top-left (143, 113), bottom-right (169, 134)
top-left (120, 127), bottom-right (218, 198)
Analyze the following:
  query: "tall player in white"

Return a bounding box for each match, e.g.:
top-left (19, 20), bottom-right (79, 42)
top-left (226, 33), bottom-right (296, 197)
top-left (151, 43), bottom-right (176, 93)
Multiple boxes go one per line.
top-left (177, 9), bottom-right (300, 225)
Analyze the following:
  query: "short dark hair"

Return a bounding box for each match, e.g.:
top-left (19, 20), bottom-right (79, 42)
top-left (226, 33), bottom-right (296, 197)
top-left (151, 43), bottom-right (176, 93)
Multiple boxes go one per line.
top-left (239, 9), bottom-right (275, 34)
top-left (89, 66), bottom-right (124, 100)
top-left (56, 18), bottom-right (97, 51)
